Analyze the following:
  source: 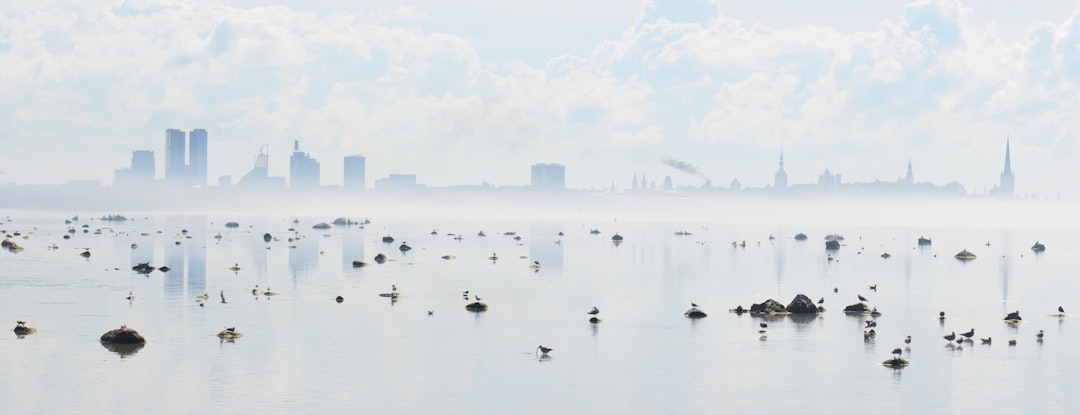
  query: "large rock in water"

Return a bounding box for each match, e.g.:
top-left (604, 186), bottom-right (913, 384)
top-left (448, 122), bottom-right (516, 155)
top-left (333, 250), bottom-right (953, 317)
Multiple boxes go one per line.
top-left (786, 294), bottom-right (820, 314)
top-left (100, 326), bottom-right (146, 344)
top-left (750, 299), bottom-right (786, 314)
top-left (843, 302), bottom-right (870, 313)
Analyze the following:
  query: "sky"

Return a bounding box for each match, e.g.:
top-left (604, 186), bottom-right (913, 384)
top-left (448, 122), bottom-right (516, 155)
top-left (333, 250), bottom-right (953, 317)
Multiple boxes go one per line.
top-left (2, 0), bottom-right (1080, 197)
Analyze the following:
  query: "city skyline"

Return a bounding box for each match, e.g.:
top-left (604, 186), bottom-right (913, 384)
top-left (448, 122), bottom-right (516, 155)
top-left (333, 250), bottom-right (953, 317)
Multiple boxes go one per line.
top-left (3, 1), bottom-right (1080, 197)
top-left (108, 129), bottom-right (1016, 198)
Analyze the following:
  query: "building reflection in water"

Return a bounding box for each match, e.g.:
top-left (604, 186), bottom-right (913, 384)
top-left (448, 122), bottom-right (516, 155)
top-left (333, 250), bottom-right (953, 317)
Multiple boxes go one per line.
top-left (342, 226), bottom-right (365, 272)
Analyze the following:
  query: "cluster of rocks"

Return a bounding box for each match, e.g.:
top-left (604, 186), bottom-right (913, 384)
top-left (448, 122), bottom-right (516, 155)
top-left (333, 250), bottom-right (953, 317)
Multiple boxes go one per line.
top-left (737, 294), bottom-right (824, 315)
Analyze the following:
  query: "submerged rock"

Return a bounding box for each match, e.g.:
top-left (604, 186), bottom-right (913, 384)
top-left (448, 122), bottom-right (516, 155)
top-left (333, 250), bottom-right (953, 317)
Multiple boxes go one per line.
top-left (843, 302), bottom-right (871, 313)
top-left (750, 299), bottom-right (787, 314)
top-left (684, 308), bottom-right (707, 319)
top-left (13, 321), bottom-right (36, 336)
top-left (785, 294), bottom-right (819, 314)
top-left (100, 325), bottom-right (146, 344)
top-left (882, 356), bottom-right (910, 368)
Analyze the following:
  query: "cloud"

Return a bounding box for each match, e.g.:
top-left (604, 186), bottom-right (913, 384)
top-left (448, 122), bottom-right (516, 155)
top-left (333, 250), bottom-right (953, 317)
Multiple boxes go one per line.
top-left (0, 0), bottom-right (1079, 196)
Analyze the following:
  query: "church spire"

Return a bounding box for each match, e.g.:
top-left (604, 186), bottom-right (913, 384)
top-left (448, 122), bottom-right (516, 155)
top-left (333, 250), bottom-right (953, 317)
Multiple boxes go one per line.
top-left (1003, 137), bottom-right (1012, 176)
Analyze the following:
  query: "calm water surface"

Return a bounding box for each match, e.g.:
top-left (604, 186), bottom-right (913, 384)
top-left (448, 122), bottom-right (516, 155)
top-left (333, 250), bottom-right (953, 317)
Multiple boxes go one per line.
top-left (1, 211), bottom-right (1077, 414)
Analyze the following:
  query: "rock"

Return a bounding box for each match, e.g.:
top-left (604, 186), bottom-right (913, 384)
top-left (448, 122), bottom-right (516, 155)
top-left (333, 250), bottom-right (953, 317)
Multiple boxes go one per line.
top-left (335, 296), bottom-right (344, 303)
top-left (216, 327), bottom-right (242, 340)
top-left (224, 222), bottom-right (239, 228)
top-left (373, 253), bottom-right (387, 264)
top-left (465, 302), bottom-right (488, 312)
top-left (13, 321), bottom-right (36, 335)
top-left (882, 356), bottom-right (910, 368)
top-left (399, 243), bottom-right (412, 252)
top-left (750, 299), bottom-right (787, 314)
top-left (684, 308), bottom-right (708, 319)
top-left (954, 250), bottom-right (976, 260)
top-left (844, 302), bottom-right (870, 313)
top-left (263, 233), bottom-right (272, 242)
top-left (785, 294), bottom-right (819, 314)
top-left (1004, 311), bottom-right (1022, 321)
top-left (100, 325), bottom-right (147, 344)
top-left (132, 262), bottom-right (155, 274)
top-left (352, 260), bottom-right (368, 268)
top-left (157, 266), bottom-right (171, 272)
top-left (794, 233), bottom-right (808, 241)
top-left (1031, 242), bottom-right (1046, 252)
top-left (2, 239), bottom-right (22, 251)
top-left (825, 240), bottom-right (840, 250)
top-left (589, 316), bottom-right (602, 323)
top-left (312, 222), bottom-right (332, 230)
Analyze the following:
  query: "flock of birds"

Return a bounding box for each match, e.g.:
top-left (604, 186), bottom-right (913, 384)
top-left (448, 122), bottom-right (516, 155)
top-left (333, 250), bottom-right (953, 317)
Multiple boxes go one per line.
top-left (3, 215), bottom-right (1072, 366)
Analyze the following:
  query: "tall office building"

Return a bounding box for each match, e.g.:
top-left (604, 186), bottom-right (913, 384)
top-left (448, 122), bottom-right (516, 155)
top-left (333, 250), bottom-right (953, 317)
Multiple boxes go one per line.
top-left (189, 129), bottom-right (207, 187)
top-left (531, 163), bottom-right (565, 190)
top-left (344, 155), bottom-right (366, 191)
top-left (165, 129), bottom-right (186, 183)
top-left (131, 150), bottom-right (155, 181)
top-left (289, 140), bottom-right (321, 189)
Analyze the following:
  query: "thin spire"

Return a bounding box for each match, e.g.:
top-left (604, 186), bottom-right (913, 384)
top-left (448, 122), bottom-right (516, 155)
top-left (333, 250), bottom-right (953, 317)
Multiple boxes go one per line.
top-left (1003, 136), bottom-right (1012, 175)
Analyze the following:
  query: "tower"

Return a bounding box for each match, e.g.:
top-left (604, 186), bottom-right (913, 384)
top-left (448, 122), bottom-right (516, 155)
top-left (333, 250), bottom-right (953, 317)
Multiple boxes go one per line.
top-left (530, 163), bottom-right (566, 191)
top-left (903, 158), bottom-right (914, 185)
top-left (289, 140), bottom-right (321, 189)
top-left (165, 129), bottom-right (186, 183)
top-left (344, 155), bottom-right (366, 191)
top-left (188, 129), bottom-right (207, 186)
top-left (774, 151), bottom-right (788, 189)
top-left (997, 138), bottom-right (1015, 198)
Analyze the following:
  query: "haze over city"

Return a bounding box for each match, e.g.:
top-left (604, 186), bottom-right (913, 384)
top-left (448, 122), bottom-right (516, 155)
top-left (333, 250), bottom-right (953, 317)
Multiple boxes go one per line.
top-left (3, 0), bottom-right (1080, 198)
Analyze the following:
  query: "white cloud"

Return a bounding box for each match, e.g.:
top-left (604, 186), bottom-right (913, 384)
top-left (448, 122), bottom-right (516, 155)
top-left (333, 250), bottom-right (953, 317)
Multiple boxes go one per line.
top-left (0, 0), bottom-right (1079, 196)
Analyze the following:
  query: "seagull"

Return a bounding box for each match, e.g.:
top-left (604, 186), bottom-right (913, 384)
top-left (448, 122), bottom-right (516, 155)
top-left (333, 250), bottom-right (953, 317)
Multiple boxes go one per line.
top-left (892, 348), bottom-right (903, 356)
top-left (960, 328), bottom-right (975, 339)
top-left (759, 322), bottom-right (768, 330)
top-left (869, 285), bottom-right (877, 291)
top-left (833, 287), bottom-right (838, 293)
top-left (1059, 306), bottom-right (1066, 314)
top-left (587, 306), bottom-right (600, 315)
top-left (428, 310), bottom-right (434, 316)
top-left (220, 290), bottom-right (228, 304)
top-left (980, 337), bottom-right (992, 344)
top-left (691, 302), bottom-right (699, 308)
top-left (126, 290), bottom-right (136, 300)
top-left (1037, 330), bottom-right (1045, 339)
top-left (817, 297), bottom-right (825, 304)
top-left (857, 294), bottom-right (868, 302)
top-left (865, 320), bottom-right (877, 328)
top-left (944, 331), bottom-right (956, 342)
top-left (392, 284), bottom-right (397, 292)
top-left (536, 345), bottom-right (553, 356)
top-left (904, 335), bottom-right (911, 344)
top-left (1008, 339), bottom-right (1017, 346)
top-left (475, 295), bottom-right (483, 302)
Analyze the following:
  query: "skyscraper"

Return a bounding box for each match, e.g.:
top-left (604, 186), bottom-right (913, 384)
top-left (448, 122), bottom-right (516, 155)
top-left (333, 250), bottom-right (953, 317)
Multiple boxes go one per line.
top-left (131, 150), bottom-right (155, 181)
top-left (188, 129), bottom-right (207, 187)
top-left (344, 155), bottom-right (366, 191)
top-left (165, 129), bottom-right (186, 183)
top-left (531, 163), bottom-right (565, 190)
top-left (289, 140), bottom-right (320, 189)
top-left (774, 152), bottom-right (788, 189)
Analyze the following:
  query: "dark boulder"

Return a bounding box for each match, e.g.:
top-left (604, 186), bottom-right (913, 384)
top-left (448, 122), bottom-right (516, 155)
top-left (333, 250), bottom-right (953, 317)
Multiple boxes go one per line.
top-left (684, 308), bottom-right (707, 319)
top-left (13, 321), bottom-right (36, 336)
top-left (794, 233), bottom-right (808, 241)
top-left (399, 243), bottom-right (412, 252)
top-left (100, 325), bottom-right (146, 344)
top-left (374, 253), bottom-right (387, 264)
top-left (465, 302), bottom-right (488, 312)
top-left (825, 240), bottom-right (840, 250)
top-left (843, 302), bottom-right (870, 313)
top-left (785, 294), bottom-right (819, 314)
top-left (352, 260), bottom-right (368, 268)
top-left (263, 233), bottom-right (272, 242)
top-left (1004, 311), bottom-right (1022, 321)
top-left (224, 222), bottom-right (239, 228)
top-left (750, 299), bottom-right (787, 314)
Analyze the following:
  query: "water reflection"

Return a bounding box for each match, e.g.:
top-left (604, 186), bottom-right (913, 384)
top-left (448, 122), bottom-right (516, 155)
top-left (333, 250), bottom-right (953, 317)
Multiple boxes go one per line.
top-left (100, 341), bottom-right (145, 358)
top-left (342, 225), bottom-right (365, 272)
top-left (529, 222), bottom-right (564, 273)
